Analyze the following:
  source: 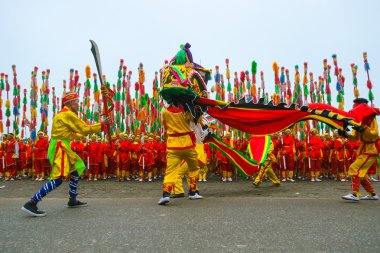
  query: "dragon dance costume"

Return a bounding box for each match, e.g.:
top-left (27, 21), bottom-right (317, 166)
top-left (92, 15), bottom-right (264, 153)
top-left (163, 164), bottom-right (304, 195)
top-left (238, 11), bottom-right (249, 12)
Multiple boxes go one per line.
top-left (341, 98), bottom-right (379, 201)
top-left (249, 136), bottom-right (281, 187)
top-left (171, 119), bottom-right (208, 197)
top-left (159, 43), bottom-right (380, 203)
top-left (158, 104), bottom-right (199, 205)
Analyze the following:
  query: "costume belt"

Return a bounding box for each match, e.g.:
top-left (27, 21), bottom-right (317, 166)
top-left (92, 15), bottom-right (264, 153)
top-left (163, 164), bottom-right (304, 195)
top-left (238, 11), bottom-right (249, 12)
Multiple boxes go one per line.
top-left (167, 131), bottom-right (193, 137)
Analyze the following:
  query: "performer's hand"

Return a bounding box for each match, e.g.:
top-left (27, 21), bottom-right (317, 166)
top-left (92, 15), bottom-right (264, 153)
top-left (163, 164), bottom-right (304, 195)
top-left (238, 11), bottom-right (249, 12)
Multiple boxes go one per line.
top-left (100, 85), bottom-right (109, 95)
top-left (337, 129), bottom-right (347, 138)
top-left (103, 117), bottom-right (112, 125)
top-left (353, 125), bottom-right (364, 132)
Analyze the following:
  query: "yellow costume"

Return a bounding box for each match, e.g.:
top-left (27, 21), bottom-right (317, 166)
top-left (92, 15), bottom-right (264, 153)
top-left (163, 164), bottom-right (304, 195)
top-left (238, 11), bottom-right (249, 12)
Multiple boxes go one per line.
top-left (48, 106), bottom-right (102, 180)
top-left (161, 105), bottom-right (198, 196)
top-left (254, 141), bottom-right (281, 186)
top-left (172, 143), bottom-right (207, 195)
top-left (342, 98), bottom-right (379, 201)
top-left (347, 119), bottom-right (379, 179)
top-left (22, 92), bottom-right (106, 217)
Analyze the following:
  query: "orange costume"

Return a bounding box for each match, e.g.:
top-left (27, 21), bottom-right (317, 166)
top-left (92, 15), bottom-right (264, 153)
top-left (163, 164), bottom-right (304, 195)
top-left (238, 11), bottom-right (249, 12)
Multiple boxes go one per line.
top-left (105, 139), bottom-right (117, 178)
top-left (34, 134), bottom-right (49, 179)
top-left (17, 140), bottom-right (27, 177)
top-left (321, 135), bottom-right (332, 178)
top-left (5, 137), bottom-right (18, 179)
top-left (130, 137), bottom-right (140, 179)
top-left (87, 139), bottom-right (100, 180)
top-left (307, 131), bottom-right (323, 181)
top-left (342, 98), bottom-right (380, 201)
top-left (280, 130), bottom-right (296, 181)
top-left (118, 136), bottom-right (131, 180)
top-left (295, 139), bottom-right (307, 179)
top-left (138, 137), bottom-right (155, 181)
top-left (71, 140), bottom-right (86, 162)
top-left (332, 137), bottom-right (350, 180)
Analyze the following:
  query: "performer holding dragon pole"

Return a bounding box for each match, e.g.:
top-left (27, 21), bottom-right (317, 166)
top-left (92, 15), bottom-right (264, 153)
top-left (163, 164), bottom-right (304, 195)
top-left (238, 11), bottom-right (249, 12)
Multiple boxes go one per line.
top-left (341, 98), bottom-right (380, 201)
top-left (158, 42), bottom-right (211, 205)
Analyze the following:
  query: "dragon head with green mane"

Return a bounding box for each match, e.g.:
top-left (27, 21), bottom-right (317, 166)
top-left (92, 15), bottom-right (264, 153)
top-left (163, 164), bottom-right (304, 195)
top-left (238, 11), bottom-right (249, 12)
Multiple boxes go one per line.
top-left (159, 43), bottom-right (212, 113)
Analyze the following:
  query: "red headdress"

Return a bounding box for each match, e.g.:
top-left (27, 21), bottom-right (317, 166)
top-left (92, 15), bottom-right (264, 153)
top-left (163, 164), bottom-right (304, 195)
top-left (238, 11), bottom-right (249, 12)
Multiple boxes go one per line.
top-left (62, 92), bottom-right (79, 105)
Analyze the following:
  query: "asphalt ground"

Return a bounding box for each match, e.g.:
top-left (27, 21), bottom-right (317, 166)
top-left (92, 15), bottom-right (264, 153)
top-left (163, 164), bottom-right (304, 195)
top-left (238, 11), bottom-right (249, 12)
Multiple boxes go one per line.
top-left (1, 177), bottom-right (379, 253)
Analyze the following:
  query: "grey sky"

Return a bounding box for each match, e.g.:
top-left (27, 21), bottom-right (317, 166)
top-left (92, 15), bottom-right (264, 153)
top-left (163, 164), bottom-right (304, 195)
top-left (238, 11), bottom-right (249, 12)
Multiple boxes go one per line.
top-left (1, 0), bottom-right (379, 134)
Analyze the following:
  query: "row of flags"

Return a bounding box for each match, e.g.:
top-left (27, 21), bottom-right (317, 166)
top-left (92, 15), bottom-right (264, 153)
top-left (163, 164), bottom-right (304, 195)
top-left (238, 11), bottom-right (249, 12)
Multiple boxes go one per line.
top-left (210, 53), bottom-right (375, 140)
top-left (0, 52), bottom-right (375, 142)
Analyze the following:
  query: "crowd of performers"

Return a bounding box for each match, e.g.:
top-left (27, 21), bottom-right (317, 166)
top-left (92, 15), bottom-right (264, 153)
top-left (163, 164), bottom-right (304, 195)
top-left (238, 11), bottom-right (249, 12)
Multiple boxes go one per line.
top-left (3, 127), bottom-right (379, 183)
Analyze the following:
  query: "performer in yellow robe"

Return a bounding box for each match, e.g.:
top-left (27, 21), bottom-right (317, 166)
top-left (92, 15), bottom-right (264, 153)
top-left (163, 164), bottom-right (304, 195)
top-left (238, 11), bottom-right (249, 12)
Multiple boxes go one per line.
top-left (22, 92), bottom-right (110, 216)
top-left (171, 119), bottom-right (208, 199)
top-left (253, 139), bottom-right (281, 187)
top-left (158, 103), bottom-right (199, 205)
top-left (342, 98), bottom-right (379, 201)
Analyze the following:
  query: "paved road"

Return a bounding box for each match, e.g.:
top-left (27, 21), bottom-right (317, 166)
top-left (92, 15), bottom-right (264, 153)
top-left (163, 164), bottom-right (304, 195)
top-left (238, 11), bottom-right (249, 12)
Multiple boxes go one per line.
top-left (1, 179), bottom-right (380, 253)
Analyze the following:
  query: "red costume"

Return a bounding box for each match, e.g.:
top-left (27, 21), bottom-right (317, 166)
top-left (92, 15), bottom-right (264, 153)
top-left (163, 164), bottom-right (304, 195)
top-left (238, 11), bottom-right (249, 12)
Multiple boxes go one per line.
top-left (332, 137), bottom-right (351, 180)
top-left (280, 132), bottom-right (296, 181)
top-left (18, 140), bottom-right (27, 175)
top-left (34, 136), bottom-right (49, 177)
top-left (307, 133), bottom-right (323, 180)
top-left (138, 139), bottom-right (155, 180)
top-left (5, 139), bottom-right (18, 178)
top-left (88, 140), bottom-right (100, 179)
top-left (321, 137), bottom-right (332, 178)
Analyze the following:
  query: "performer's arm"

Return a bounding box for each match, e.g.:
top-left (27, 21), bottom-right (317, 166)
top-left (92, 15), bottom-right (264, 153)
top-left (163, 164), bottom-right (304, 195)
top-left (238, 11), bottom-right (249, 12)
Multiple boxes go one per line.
top-left (64, 111), bottom-right (103, 136)
top-left (267, 143), bottom-right (277, 163)
top-left (363, 119), bottom-right (379, 139)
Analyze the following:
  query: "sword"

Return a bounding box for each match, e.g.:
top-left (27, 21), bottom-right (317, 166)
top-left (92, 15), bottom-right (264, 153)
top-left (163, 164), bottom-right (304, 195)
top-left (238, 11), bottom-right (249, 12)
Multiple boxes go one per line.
top-left (90, 40), bottom-right (113, 147)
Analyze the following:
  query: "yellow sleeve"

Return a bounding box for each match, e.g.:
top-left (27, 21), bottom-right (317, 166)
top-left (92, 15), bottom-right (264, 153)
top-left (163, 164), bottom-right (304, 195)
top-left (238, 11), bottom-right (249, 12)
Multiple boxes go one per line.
top-left (267, 142), bottom-right (277, 163)
top-left (363, 120), bottom-right (379, 140)
top-left (184, 111), bottom-right (193, 123)
top-left (346, 129), bottom-right (359, 142)
top-left (63, 111), bottom-right (102, 136)
top-left (72, 132), bottom-right (84, 139)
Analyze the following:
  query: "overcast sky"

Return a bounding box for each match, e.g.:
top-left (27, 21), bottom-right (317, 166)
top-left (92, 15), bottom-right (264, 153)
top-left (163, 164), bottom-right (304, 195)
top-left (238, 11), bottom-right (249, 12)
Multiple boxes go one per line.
top-left (1, 0), bottom-right (380, 134)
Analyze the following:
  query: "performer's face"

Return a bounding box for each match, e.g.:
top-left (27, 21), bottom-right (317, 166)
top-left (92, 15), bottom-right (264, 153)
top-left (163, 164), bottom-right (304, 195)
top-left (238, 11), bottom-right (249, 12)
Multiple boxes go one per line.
top-left (68, 99), bottom-right (79, 114)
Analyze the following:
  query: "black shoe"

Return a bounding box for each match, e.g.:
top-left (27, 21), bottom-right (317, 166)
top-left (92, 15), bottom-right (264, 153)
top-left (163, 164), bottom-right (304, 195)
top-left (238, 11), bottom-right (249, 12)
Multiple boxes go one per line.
top-left (252, 182), bottom-right (260, 188)
top-left (67, 197), bottom-right (88, 208)
top-left (170, 193), bottom-right (185, 198)
top-left (21, 200), bottom-right (46, 217)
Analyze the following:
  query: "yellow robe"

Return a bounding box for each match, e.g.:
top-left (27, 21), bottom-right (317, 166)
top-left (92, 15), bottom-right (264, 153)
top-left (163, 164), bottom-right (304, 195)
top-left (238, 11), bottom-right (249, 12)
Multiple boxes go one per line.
top-left (161, 105), bottom-right (198, 193)
top-left (347, 119), bottom-right (379, 178)
top-left (48, 106), bottom-right (102, 180)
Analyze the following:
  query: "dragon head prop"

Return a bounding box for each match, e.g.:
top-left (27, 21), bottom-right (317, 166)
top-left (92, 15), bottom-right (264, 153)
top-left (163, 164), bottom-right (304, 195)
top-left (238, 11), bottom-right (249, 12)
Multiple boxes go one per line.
top-left (159, 43), bottom-right (212, 115)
